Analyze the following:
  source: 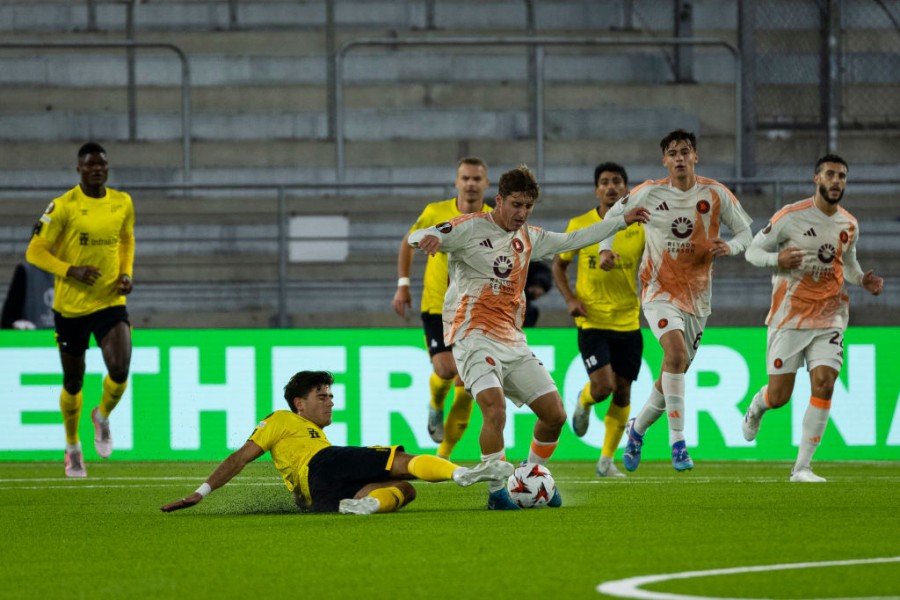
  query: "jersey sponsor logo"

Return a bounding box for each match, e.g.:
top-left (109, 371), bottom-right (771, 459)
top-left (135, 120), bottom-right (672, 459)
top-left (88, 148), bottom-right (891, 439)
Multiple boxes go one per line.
top-left (668, 410), bottom-right (681, 418)
top-left (803, 227), bottom-right (817, 237)
top-left (774, 358), bottom-right (783, 368)
top-left (817, 244), bottom-right (836, 263)
top-left (512, 238), bottom-right (524, 253)
top-left (436, 222), bottom-right (453, 233)
top-left (671, 217), bottom-right (693, 239)
top-left (44, 201), bottom-right (56, 214)
top-left (485, 356), bottom-right (496, 366)
top-left (696, 200), bottom-right (710, 214)
top-left (658, 318), bottom-right (669, 329)
top-left (492, 256), bottom-right (514, 278)
top-left (655, 201), bottom-right (670, 211)
top-left (839, 230), bottom-right (849, 243)
top-left (78, 233), bottom-right (118, 247)
top-left (307, 428), bottom-right (321, 438)
top-left (479, 238), bottom-right (493, 249)
top-left (762, 222), bottom-right (772, 234)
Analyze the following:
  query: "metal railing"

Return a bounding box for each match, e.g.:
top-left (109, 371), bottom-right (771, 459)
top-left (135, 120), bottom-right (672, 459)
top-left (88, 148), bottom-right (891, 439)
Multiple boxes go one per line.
top-left (4, 177), bottom-right (898, 326)
top-left (0, 41), bottom-right (192, 182)
top-left (333, 36), bottom-right (741, 183)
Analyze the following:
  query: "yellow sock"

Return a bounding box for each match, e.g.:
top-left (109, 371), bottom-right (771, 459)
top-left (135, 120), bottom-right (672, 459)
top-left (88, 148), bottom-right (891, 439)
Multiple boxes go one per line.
top-left (429, 372), bottom-right (454, 411)
top-left (437, 387), bottom-right (474, 458)
top-left (100, 375), bottom-right (128, 417)
top-left (579, 383), bottom-right (595, 409)
top-left (367, 486), bottom-right (405, 513)
top-left (602, 403), bottom-right (630, 458)
top-left (407, 455), bottom-right (457, 482)
top-left (60, 390), bottom-right (83, 445)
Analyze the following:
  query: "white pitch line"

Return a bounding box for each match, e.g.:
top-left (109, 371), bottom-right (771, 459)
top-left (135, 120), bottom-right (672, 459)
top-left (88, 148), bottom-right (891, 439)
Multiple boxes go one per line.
top-left (0, 482), bottom-right (283, 491)
top-left (597, 556), bottom-right (900, 600)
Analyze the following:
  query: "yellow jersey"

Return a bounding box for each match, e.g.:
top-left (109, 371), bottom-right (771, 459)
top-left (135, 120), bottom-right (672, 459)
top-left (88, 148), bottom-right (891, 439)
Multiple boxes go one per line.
top-left (408, 197), bottom-right (492, 314)
top-left (26, 185), bottom-right (135, 318)
top-left (558, 208), bottom-right (645, 331)
top-left (248, 410), bottom-right (331, 504)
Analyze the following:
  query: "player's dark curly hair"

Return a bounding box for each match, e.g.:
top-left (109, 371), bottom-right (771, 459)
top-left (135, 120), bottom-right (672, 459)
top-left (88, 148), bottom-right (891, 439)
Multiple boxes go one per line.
top-left (78, 142), bottom-right (106, 158)
top-left (815, 154), bottom-right (848, 173)
top-left (659, 129), bottom-right (697, 154)
top-left (284, 371), bottom-right (334, 412)
top-left (498, 164), bottom-right (540, 200)
top-left (594, 162), bottom-right (629, 187)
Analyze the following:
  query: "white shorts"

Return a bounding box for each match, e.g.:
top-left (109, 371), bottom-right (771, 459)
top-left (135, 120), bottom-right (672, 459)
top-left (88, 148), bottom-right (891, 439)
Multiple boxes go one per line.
top-left (452, 334), bottom-right (557, 407)
top-left (766, 327), bottom-right (844, 375)
top-left (642, 301), bottom-right (708, 367)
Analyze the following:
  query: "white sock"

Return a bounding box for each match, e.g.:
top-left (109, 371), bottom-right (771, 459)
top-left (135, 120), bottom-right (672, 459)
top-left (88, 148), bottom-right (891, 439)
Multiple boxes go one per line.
top-left (794, 398), bottom-right (830, 471)
top-left (662, 372), bottom-right (686, 445)
top-left (66, 442), bottom-right (81, 453)
top-left (481, 450), bottom-right (506, 492)
top-left (750, 386), bottom-right (770, 418)
top-left (634, 384), bottom-right (666, 436)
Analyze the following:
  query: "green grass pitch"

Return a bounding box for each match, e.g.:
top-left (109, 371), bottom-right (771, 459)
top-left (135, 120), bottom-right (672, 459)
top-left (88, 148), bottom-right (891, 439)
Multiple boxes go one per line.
top-left (1, 460), bottom-right (898, 600)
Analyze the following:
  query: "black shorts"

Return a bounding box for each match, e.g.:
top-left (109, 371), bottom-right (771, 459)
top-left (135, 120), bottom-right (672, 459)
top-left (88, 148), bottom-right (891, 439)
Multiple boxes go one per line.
top-left (306, 445), bottom-right (403, 513)
top-left (577, 328), bottom-right (643, 382)
top-left (54, 306), bottom-right (130, 356)
top-left (421, 312), bottom-right (451, 357)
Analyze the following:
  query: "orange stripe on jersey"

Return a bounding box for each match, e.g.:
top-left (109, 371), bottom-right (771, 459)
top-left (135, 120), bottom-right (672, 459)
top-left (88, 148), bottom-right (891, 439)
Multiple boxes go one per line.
top-left (770, 198), bottom-right (815, 226)
top-left (452, 211), bottom-right (491, 226)
top-left (696, 176), bottom-right (741, 206)
top-left (810, 396), bottom-right (831, 410)
top-left (628, 177), bottom-right (670, 198)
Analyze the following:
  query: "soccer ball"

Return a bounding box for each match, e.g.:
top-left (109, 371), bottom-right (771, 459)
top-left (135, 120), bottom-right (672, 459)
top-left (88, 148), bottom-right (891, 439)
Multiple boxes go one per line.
top-left (506, 463), bottom-right (556, 508)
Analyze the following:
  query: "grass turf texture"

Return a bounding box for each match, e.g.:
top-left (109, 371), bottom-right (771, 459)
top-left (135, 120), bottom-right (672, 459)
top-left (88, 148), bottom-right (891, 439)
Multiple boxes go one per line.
top-left (1, 460), bottom-right (898, 600)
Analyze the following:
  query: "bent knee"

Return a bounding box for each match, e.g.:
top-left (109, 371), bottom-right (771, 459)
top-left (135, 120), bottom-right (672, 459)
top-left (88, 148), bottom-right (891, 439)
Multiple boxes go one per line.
top-left (397, 482), bottom-right (417, 505)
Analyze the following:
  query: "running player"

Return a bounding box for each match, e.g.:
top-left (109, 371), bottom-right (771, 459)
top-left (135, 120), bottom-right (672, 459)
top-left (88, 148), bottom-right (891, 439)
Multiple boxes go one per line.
top-left (553, 162), bottom-right (645, 478)
top-left (600, 130), bottom-right (753, 472)
top-left (409, 165), bottom-right (649, 509)
top-left (742, 154), bottom-right (883, 482)
top-left (25, 142), bottom-right (135, 477)
top-left (392, 158), bottom-right (491, 458)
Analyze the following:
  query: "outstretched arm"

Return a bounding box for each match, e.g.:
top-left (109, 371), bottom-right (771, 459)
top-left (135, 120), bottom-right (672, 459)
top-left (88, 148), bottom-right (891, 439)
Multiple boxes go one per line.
top-left (160, 441), bottom-right (265, 512)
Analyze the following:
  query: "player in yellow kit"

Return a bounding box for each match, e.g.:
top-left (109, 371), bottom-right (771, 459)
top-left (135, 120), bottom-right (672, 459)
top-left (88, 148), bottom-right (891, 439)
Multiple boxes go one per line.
top-left (25, 142), bottom-right (135, 478)
top-left (392, 158), bottom-right (491, 458)
top-left (160, 371), bottom-right (514, 515)
top-left (553, 163), bottom-right (645, 478)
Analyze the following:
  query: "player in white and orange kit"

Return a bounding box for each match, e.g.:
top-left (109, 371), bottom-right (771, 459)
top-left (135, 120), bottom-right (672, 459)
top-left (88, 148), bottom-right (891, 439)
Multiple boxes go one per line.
top-left (742, 154), bottom-right (883, 482)
top-left (409, 165), bottom-right (649, 509)
top-left (600, 130), bottom-right (753, 472)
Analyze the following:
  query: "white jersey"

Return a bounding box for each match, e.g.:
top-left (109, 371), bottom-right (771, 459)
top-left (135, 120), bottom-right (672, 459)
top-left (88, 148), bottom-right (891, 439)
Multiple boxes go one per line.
top-left (602, 176), bottom-right (752, 318)
top-left (745, 197), bottom-right (865, 330)
top-left (409, 211), bottom-right (627, 346)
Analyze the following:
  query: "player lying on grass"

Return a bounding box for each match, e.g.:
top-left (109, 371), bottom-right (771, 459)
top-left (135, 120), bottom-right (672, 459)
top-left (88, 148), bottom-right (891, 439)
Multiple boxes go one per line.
top-left (160, 370), bottom-right (514, 515)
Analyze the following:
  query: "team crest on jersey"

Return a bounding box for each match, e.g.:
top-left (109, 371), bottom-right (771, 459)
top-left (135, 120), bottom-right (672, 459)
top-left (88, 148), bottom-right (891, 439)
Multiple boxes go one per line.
top-left (671, 217), bottom-right (693, 239)
top-left (512, 238), bottom-right (524, 253)
top-left (485, 356), bottom-right (496, 366)
top-left (762, 222), bottom-right (772, 234)
top-left (817, 244), bottom-right (836, 264)
top-left (774, 358), bottom-right (783, 369)
top-left (44, 201), bottom-right (56, 214)
top-left (658, 318), bottom-right (669, 329)
top-left (493, 256), bottom-right (514, 278)
top-left (257, 420), bottom-right (267, 428)
top-left (696, 200), bottom-right (710, 214)
top-left (839, 230), bottom-right (849, 243)
top-left (437, 222), bottom-right (453, 233)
